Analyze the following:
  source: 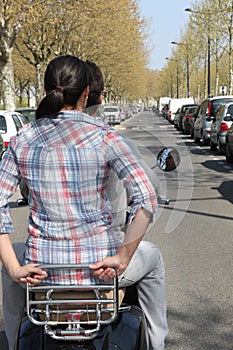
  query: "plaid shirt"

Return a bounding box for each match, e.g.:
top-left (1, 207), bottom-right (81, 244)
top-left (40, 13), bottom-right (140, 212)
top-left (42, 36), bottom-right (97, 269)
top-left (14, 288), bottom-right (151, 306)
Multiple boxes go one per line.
top-left (0, 111), bottom-right (156, 284)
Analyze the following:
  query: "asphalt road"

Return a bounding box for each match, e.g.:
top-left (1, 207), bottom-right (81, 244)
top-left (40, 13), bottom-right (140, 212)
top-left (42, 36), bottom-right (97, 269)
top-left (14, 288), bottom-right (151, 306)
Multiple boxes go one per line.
top-left (120, 111), bottom-right (233, 350)
top-left (0, 111), bottom-right (233, 349)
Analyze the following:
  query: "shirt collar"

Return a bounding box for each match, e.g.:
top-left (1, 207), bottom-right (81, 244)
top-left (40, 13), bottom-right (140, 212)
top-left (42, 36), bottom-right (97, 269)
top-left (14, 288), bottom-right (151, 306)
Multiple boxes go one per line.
top-left (55, 110), bottom-right (105, 128)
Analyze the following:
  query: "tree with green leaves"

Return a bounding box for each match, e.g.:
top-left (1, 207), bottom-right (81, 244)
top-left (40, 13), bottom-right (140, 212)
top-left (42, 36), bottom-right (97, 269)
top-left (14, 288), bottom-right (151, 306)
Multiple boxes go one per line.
top-left (0, 0), bottom-right (35, 110)
top-left (14, 0), bottom-right (149, 104)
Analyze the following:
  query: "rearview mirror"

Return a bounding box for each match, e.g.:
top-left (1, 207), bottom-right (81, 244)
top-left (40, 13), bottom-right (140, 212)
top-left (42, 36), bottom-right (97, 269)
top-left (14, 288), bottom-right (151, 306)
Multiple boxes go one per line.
top-left (157, 147), bottom-right (180, 172)
top-left (0, 149), bottom-right (6, 161)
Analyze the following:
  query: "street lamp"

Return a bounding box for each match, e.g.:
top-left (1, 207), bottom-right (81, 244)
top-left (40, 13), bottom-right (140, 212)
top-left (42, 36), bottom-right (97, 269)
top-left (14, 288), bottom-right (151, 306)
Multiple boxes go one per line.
top-left (185, 8), bottom-right (211, 97)
top-left (171, 41), bottom-right (190, 97)
top-left (166, 57), bottom-right (179, 98)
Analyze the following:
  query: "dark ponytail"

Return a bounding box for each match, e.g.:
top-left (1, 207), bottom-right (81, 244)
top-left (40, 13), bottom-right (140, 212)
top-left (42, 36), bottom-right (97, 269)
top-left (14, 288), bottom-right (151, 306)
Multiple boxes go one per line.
top-left (36, 55), bottom-right (92, 119)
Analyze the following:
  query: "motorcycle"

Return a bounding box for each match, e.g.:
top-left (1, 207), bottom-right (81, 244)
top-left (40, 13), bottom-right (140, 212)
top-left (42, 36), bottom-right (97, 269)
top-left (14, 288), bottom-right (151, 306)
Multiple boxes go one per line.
top-left (16, 265), bottom-right (147, 350)
top-left (14, 147), bottom-right (180, 350)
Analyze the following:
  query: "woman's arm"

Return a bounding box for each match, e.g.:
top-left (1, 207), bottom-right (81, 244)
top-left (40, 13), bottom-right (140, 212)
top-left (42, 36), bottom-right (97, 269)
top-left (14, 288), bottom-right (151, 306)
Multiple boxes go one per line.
top-left (90, 130), bottom-right (156, 280)
top-left (89, 207), bottom-right (152, 280)
top-left (0, 234), bottom-right (47, 285)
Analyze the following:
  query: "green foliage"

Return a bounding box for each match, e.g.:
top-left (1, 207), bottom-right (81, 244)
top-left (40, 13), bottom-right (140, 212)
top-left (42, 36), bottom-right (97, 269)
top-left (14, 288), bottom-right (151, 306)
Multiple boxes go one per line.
top-left (1, 0), bottom-right (153, 104)
top-left (159, 0), bottom-right (233, 99)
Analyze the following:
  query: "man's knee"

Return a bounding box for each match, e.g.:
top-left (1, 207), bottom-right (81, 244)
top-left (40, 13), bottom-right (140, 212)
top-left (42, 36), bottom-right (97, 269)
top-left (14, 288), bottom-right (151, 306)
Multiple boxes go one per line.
top-left (138, 241), bottom-right (165, 272)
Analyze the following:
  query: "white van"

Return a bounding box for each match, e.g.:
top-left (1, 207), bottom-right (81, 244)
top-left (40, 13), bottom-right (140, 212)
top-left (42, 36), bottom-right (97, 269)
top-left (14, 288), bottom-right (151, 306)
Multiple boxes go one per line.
top-left (167, 98), bottom-right (195, 123)
top-left (159, 97), bottom-right (170, 114)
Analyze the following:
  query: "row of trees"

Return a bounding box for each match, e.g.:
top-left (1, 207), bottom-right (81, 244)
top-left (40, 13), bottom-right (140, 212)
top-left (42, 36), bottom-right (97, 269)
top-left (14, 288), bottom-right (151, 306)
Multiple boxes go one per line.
top-left (0, 0), bottom-right (158, 111)
top-left (156, 0), bottom-right (233, 102)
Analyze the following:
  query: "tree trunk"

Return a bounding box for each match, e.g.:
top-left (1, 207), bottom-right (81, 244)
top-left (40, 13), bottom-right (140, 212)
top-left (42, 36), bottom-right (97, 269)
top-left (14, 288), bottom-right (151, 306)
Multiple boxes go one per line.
top-left (35, 63), bottom-right (45, 106)
top-left (1, 51), bottom-right (16, 111)
top-left (215, 48), bottom-right (219, 97)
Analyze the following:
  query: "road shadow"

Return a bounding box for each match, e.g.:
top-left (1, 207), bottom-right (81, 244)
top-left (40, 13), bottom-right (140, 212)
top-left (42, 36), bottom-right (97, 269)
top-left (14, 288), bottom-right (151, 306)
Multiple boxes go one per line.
top-left (216, 181), bottom-right (233, 204)
top-left (201, 159), bottom-right (233, 173)
top-left (190, 147), bottom-right (215, 156)
top-left (166, 293), bottom-right (233, 349)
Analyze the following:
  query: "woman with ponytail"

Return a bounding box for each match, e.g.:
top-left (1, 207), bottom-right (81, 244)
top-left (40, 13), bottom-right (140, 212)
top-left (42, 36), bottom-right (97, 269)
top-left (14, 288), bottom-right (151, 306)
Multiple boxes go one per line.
top-left (0, 56), bottom-right (160, 349)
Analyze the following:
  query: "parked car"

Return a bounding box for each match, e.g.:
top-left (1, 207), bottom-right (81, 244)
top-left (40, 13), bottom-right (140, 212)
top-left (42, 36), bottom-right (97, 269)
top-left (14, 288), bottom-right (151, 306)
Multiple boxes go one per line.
top-left (0, 110), bottom-right (29, 150)
top-left (209, 102), bottom-right (233, 153)
top-left (225, 123), bottom-right (233, 163)
top-left (189, 104), bottom-right (201, 138)
top-left (162, 104), bottom-right (169, 119)
top-left (129, 105), bottom-right (138, 114)
top-left (177, 104), bottom-right (197, 132)
top-left (0, 133), bottom-right (4, 158)
top-left (15, 107), bottom-right (36, 122)
top-left (125, 107), bottom-right (133, 119)
top-left (159, 96), bottom-right (170, 114)
top-left (193, 96), bottom-right (233, 145)
top-left (173, 108), bottom-right (181, 129)
top-left (103, 105), bottom-right (121, 125)
top-left (166, 98), bottom-right (195, 124)
top-left (119, 107), bottom-right (126, 121)
top-left (182, 105), bottom-right (198, 134)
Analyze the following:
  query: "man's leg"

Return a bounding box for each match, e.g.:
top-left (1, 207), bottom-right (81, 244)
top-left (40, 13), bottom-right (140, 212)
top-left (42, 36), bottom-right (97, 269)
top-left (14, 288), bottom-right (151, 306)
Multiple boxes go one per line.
top-left (118, 240), bottom-right (168, 350)
top-left (1, 242), bottom-right (26, 350)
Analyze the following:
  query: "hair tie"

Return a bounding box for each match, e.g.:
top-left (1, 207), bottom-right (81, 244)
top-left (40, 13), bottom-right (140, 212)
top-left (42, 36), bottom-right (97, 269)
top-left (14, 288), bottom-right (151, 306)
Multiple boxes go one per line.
top-left (56, 85), bottom-right (64, 92)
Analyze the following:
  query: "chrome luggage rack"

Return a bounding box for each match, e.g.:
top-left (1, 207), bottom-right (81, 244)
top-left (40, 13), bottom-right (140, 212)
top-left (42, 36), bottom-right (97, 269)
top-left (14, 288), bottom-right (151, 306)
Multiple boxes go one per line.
top-left (26, 264), bottom-right (129, 341)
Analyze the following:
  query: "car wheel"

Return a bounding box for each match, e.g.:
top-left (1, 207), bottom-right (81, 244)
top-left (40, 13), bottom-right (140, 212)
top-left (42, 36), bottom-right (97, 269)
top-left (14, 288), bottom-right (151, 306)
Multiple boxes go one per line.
top-left (218, 139), bottom-right (225, 155)
top-left (202, 132), bottom-right (209, 146)
top-left (194, 137), bottom-right (201, 143)
top-left (194, 133), bottom-right (200, 143)
top-left (225, 141), bottom-right (233, 163)
top-left (210, 139), bottom-right (217, 151)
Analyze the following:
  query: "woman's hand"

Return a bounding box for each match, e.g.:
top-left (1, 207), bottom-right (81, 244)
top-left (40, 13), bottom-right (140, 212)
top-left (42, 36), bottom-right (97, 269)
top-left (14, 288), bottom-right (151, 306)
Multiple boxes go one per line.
top-left (12, 264), bottom-right (48, 286)
top-left (89, 254), bottom-right (130, 281)
top-left (0, 234), bottom-right (47, 286)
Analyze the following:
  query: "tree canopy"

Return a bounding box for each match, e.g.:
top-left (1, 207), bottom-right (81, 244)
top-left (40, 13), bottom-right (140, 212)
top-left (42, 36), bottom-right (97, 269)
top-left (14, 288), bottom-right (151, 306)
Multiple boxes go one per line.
top-left (158, 0), bottom-right (233, 101)
top-left (1, 0), bottom-right (155, 109)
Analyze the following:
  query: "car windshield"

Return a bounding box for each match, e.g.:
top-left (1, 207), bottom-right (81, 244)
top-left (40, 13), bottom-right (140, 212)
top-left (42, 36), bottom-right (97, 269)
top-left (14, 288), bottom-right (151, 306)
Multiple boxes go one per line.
top-left (0, 116), bottom-right (7, 133)
top-left (224, 105), bottom-right (233, 120)
top-left (182, 105), bottom-right (194, 113)
top-left (212, 98), bottom-right (233, 116)
top-left (104, 107), bottom-right (118, 112)
top-left (227, 105), bottom-right (233, 115)
top-left (187, 107), bottom-right (197, 114)
top-left (17, 110), bottom-right (36, 122)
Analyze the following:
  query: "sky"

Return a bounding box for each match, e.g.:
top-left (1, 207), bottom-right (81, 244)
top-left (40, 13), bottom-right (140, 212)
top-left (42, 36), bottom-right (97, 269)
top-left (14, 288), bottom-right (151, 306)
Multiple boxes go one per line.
top-left (138, 0), bottom-right (193, 71)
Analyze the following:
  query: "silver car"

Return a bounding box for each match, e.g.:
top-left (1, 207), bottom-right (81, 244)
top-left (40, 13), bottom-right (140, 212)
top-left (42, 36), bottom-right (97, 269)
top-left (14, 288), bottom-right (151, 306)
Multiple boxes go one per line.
top-left (194, 96), bottom-right (233, 145)
top-left (0, 110), bottom-right (29, 150)
top-left (103, 105), bottom-right (121, 125)
top-left (210, 103), bottom-right (233, 153)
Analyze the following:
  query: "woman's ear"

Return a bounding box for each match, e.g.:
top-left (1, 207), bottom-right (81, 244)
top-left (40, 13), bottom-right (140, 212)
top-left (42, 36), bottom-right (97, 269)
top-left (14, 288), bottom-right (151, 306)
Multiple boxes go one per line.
top-left (84, 86), bottom-right (89, 100)
top-left (82, 86), bottom-right (90, 109)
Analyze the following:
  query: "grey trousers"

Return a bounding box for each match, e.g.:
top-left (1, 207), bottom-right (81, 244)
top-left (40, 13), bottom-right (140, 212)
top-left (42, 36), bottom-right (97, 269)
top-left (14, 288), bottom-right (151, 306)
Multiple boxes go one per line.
top-left (118, 241), bottom-right (167, 349)
top-left (2, 241), bottom-right (167, 350)
top-left (2, 242), bottom-right (26, 350)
